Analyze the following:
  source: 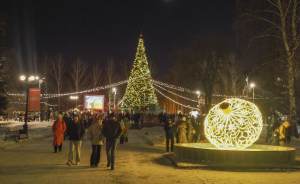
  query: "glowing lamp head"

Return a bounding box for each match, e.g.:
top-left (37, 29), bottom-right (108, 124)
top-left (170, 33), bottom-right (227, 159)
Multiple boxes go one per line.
top-left (204, 98), bottom-right (263, 150)
top-left (28, 75), bottom-right (36, 82)
top-left (190, 110), bottom-right (199, 118)
top-left (112, 87), bottom-right (117, 94)
top-left (70, 95), bottom-right (79, 100)
top-left (19, 75), bottom-right (26, 81)
top-left (250, 82), bottom-right (256, 88)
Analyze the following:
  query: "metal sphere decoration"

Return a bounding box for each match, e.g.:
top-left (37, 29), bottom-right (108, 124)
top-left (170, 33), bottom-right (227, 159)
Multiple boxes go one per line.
top-left (204, 98), bottom-right (263, 150)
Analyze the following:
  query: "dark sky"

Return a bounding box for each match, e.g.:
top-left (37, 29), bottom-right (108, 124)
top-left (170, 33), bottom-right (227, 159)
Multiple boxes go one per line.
top-left (5, 0), bottom-right (235, 72)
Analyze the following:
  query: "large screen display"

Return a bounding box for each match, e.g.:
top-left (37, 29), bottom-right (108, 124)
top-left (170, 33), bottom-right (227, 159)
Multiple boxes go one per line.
top-left (84, 95), bottom-right (104, 110)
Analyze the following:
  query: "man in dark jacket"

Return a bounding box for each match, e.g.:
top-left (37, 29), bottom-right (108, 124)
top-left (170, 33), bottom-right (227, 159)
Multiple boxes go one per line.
top-left (66, 114), bottom-right (85, 166)
top-left (163, 113), bottom-right (176, 152)
top-left (102, 112), bottom-right (122, 170)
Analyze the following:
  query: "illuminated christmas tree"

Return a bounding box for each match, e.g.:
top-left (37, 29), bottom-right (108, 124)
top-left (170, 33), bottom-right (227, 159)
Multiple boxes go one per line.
top-left (122, 34), bottom-right (157, 110)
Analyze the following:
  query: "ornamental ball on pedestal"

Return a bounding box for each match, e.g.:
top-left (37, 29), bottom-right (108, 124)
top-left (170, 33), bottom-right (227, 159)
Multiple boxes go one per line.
top-left (204, 98), bottom-right (263, 150)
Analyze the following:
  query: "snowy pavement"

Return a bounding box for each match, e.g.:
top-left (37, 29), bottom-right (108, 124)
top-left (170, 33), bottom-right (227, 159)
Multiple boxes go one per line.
top-left (0, 127), bottom-right (300, 184)
top-left (0, 120), bottom-right (52, 129)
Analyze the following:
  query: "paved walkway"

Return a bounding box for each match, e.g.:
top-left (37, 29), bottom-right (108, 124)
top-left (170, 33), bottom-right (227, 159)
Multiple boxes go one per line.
top-left (0, 128), bottom-right (300, 184)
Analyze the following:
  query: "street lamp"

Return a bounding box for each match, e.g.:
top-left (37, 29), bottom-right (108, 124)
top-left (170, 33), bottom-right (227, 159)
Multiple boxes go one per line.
top-left (19, 74), bottom-right (39, 135)
top-left (69, 95), bottom-right (79, 100)
top-left (37, 77), bottom-right (46, 121)
top-left (112, 87), bottom-right (117, 110)
top-left (28, 75), bottom-right (36, 82)
top-left (69, 95), bottom-right (79, 109)
top-left (249, 82), bottom-right (256, 101)
top-left (19, 75), bottom-right (26, 81)
top-left (195, 90), bottom-right (201, 113)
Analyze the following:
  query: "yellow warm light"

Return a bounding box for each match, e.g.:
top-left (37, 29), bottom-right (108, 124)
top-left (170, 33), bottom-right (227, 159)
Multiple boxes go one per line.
top-left (204, 98), bottom-right (263, 150)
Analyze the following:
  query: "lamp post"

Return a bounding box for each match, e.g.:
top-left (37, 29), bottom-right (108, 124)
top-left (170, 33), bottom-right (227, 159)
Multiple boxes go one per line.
top-left (19, 74), bottom-right (39, 135)
top-left (195, 90), bottom-right (201, 112)
top-left (69, 95), bottom-right (79, 109)
top-left (112, 87), bottom-right (117, 111)
top-left (38, 78), bottom-right (45, 121)
top-left (249, 82), bottom-right (256, 102)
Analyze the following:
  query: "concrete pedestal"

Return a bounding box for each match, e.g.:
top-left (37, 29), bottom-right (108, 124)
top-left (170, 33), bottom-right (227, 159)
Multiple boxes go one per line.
top-left (174, 143), bottom-right (296, 168)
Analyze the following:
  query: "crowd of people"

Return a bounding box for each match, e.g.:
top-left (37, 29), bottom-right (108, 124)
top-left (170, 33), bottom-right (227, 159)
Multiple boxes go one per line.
top-left (51, 110), bottom-right (130, 170)
top-left (159, 112), bottom-right (205, 152)
top-left (265, 111), bottom-right (299, 146)
top-left (52, 109), bottom-right (203, 170)
top-left (51, 108), bottom-right (299, 170)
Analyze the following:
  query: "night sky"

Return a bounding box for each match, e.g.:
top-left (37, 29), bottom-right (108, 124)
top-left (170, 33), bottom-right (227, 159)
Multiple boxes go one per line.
top-left (5, 0), bottom-right (235, 72)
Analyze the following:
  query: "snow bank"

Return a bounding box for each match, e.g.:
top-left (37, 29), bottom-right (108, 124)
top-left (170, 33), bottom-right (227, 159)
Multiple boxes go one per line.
top-left (0, 120), bottom-right (52, 130)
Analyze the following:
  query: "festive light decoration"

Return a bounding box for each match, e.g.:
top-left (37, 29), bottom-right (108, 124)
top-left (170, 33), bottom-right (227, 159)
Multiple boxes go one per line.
top-left (153, 80), bottom-right (195, 94)
top-left (43, 80), bottom-right (128, 99)
top-left (204, 98), bottom-right (263, 150)
top-left (9, 78), bottom-right (268, 101)
top-left (8, 93), bottom-right (25, 97)
top-left (154, 83), bottom-right (198, 103)
top-left (121, 35), bottom-right (157, 110)
top-left (155, 87), bottom-right (199, 110)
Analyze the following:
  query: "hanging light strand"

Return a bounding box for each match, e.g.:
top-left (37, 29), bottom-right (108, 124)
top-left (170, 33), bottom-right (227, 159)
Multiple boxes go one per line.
top-left (43, 80), bottom-right (128, 99)
top-left (154, 83), bottom-right (198, 103)
top-left (154, 87), bottom-right (199, 111)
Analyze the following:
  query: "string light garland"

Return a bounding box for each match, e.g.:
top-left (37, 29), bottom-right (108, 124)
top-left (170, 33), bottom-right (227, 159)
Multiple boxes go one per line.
top-left (8, 93), bottom-right (25, 97)
top-left (154, 83), bottom-right (199, 103)
top-left (8, 78), bottom-right (279, 101)
top-left (153, 80), bottom-right (196, 94)
top-left (153, 80), bottom-right (267, 99)
top-left (43, 80), bottom-right (128, 99)
top-left (9, 101), bottom-right (58, 107)
top-left (204, 98), bottom-right (263, 150)
top-left (155, 87), bottom-right (199, 110)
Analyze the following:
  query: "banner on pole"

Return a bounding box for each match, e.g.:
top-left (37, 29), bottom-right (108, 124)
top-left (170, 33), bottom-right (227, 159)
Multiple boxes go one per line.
top-left (28, 88), bottom-right (41, 112)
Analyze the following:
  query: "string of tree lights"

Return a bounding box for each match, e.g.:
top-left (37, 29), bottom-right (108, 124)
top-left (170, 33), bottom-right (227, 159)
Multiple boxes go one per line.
top-left (153, 83), bottom-right (198, 103)
top-left (154, 87), bottom-right (200, 110)
top-left (153, 80), bottom-right (196, 95)
top-left (9, 101), bottom-right (58, 107)
top-left (8, 80), bottom-right (275, 100)
top-left (43, 80), bottom-right (128, 99)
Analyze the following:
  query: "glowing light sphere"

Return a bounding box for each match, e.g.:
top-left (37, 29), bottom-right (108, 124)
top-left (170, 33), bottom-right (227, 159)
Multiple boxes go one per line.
top-left (204, 98), bottom-right (263, 150)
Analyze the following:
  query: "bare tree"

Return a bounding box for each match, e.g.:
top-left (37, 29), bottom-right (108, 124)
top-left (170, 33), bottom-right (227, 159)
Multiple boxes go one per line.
top-left (105, 58), bottom-right (115, 111)
top-left (70, 57), bottom-right (88, 92)
top-left (218, 53), bottom-right (243, 95)
top-left (197, 52), bottom-right (220, 112)
top-left (106, 57), bottom-right (114, 84)
top-left (91, 63), bottom-right (103, 88)
top-left (249, 0), bottom-right (299, 132)
top-left (121, 59), bottom-right (130, 79)
top-left (50, 55), bottom-right (64, 109)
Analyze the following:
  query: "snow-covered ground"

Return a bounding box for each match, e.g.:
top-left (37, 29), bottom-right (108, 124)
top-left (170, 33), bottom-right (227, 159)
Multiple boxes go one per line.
top-left (0, 120), bottom-right (52, 129)
top-left (0, 127), bottom-right (299, 184)
top-left (0, 121), bottom-right (53, 149)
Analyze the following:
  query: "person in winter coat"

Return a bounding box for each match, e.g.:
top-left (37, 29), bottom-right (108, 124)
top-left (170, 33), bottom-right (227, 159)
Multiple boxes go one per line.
top-left (63, 112), bottom-right (71, 139)
top-left (164, 114), bottom-right (176, 152)
top-left (177, 115), bottom-right (188, 143)
top-left (88, 113), bottom-right (104, 168)
top-left (119, 113), bottom-right (130, 144)
top-left (279, 117), bottom-right (291, 146)
top-left (66, 114), bottom-right (85, 166)
top-left (52, 112), bottom-right (67, 153)
top-left (102, 113), bottom-right (122, 170)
